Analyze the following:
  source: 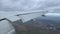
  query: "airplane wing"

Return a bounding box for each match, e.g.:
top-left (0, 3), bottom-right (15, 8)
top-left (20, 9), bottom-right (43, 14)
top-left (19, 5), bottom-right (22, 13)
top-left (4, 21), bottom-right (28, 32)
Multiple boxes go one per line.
top-left (0, 10), bottom-right (47, 23)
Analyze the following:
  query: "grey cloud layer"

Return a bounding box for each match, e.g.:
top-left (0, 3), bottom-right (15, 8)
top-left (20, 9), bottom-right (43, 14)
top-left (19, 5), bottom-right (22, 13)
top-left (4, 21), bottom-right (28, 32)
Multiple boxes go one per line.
top-left (0, 0), bottom-right (60, 11)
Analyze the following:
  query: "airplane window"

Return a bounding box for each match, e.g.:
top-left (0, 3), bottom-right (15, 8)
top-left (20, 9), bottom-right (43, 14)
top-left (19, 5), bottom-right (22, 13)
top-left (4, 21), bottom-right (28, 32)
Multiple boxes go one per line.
top-left (0, 0), bottom-right (60, 34)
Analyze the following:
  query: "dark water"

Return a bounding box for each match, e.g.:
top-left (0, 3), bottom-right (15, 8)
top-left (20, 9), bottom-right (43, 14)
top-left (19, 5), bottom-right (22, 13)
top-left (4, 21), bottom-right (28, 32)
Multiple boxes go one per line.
top-left (36, 16), bottom-right (60, 23)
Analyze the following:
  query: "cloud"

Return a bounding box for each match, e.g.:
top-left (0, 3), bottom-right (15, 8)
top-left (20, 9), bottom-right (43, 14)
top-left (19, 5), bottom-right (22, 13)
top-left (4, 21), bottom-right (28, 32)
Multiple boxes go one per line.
top-left (0, 0), bottom-right (42, 11)
top-left (0, 0), bottom-right (60, 11)
top-left (40, 0), bottom-right (60, 9)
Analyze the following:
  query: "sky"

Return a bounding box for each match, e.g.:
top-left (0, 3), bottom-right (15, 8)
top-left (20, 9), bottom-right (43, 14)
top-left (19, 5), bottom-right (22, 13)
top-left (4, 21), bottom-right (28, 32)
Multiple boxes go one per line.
top-left (0, 0), bottom-right (60, 12)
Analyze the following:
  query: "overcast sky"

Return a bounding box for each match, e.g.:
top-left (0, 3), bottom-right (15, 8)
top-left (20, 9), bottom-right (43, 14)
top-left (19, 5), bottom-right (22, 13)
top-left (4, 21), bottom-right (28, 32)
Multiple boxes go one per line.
top-left (0, 0), bottom-right (60, 11)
